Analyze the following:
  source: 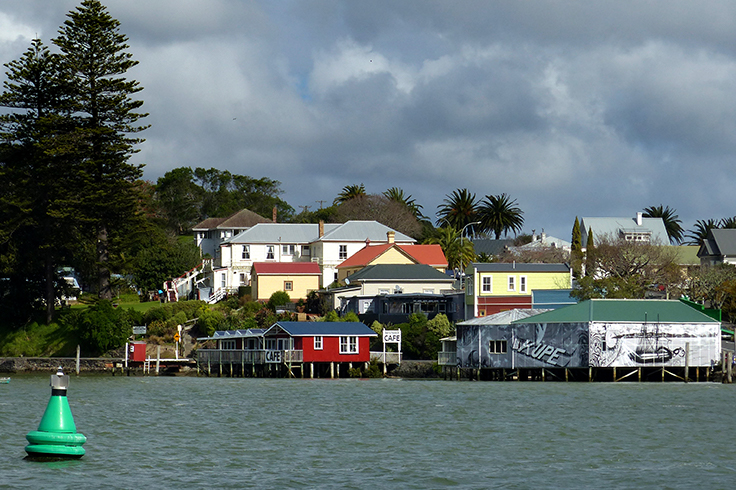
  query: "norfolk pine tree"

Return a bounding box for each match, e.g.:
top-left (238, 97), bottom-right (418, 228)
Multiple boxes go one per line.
top-left (0, 39), bottom-right (76, 323)
top-left (53, 0), bottom-right (148, 299)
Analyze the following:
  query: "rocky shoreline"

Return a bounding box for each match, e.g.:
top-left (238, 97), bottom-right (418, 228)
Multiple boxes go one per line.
top-left (0, 357), bottom-right (124, 374)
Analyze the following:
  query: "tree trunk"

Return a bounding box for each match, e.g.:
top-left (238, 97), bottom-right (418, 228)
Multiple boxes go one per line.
top-left (98, 224), bottom-right (112, 300)
top-left (45, 257), bottom-right (55, 324)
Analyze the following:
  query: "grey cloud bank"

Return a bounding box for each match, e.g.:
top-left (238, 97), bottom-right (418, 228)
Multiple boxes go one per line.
top-left (2, 0), bottom-right (736, 239)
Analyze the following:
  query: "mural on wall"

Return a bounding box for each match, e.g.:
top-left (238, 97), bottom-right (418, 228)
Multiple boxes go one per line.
top-left (456, 322), bottom-right (588, 369)
top-left (588, 323), bottom-right (720, 368)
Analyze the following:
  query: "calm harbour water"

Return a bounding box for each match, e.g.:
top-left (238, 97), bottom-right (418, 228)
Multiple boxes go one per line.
top-left (1, 374), bottom-right (734, 489)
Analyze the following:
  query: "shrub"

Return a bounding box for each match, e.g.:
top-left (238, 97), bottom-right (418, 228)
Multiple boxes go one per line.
top-left (76, 300), bottom-right (132, 355)
top-left (267, 291), bottom-right (291, 310)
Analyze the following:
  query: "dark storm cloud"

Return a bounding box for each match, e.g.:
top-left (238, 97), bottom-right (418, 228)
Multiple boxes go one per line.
top-left (2, 1), bottom-right (736, 237)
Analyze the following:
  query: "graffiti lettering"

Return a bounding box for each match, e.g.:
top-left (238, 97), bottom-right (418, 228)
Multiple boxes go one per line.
top-left (512, 338), bottom-right (567, 366)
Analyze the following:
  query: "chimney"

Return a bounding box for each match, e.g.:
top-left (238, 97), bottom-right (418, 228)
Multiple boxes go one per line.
top-left (272, 206), bottom-right (277, 223)
top-left (636, 212), bottom-right (643, 226)
top-left (387, 231), bottom-right (395, 244)
top-left (319, 220), bottom-right (324, 238)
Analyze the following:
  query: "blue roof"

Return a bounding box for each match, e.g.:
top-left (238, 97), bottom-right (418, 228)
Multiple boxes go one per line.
top-left (268, 321), bottom-right (378, 337)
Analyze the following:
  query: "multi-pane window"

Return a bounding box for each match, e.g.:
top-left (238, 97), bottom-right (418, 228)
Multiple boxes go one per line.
top-left (242, 246), bottom-right (250, 260)
top-left (302, 245), bottom-right (311, 256)
top-left (339, 245), bottom-right (348, 260)
top-left (507, 276), bottom-right (515, 291)
top-left (339, 336), bottom-right (358, 354)
top-left (284, 281), bottom-right (293, 291)
top-left (221, 340), bottom-right (236, 350)
top-left (314, 336), bottom-right (323, 350)
top-left (520, 276), bottom-right (527, 293)
top-left (482, 276), bottom-right (492, 293)
top-left (282, 244), bottom-right (295, 255)
top-left (266, 245), bottom-right (275, 260)
top-left (489, 340), bottom-right (507, 354)
top-left (221, 273), bottom-right (226, 288)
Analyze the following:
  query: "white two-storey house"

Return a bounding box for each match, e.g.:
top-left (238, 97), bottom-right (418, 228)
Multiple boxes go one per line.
top-left (213, 220), bottom-right (415, 296)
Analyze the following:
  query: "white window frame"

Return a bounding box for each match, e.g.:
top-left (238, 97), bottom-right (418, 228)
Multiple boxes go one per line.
top-left (482, 276), bottom-right (492, 293)
top-left (266, 245), bottom-right (275, 260)
top-left (314, 336), bottom-right (323, 350)
top-left (520, 275), bottom-right (527, 293)
top-left (221, 339), bottom-right (236, 350)
top-left (284, 281), bottom-right (293, 291)
top-left (302, 245), bottom-right (311, 256)
top-left (242, 245), bottom-right (250, 260)
top-left (339, 336), bottom-right (358, 354)
top-left (339, 245), bottom-right (348, 260)
top-left (221, 273), bottom-right (226, 288)
top-left (282, 244), bottom-right (295, 255)
top-left (507, 275), bottom-right (515, 292)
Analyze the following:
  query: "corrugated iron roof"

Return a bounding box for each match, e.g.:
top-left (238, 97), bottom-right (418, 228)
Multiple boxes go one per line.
top-left (512, 299), bottom-right (720, 324)
top-left (470, 263), bottom-right (570, 273)
top-left (459, 309), bottom-right (550, 325)
top-left (320, 221), bottom-right (415, 243)
top-left (337, 243), bottom-right (447, 268)
top-left (347, 264), bottom-right (454, 282)
top-left (252, 262), bottom-right (322, 275)
top-left (267, 321), bottom-right (378, 337)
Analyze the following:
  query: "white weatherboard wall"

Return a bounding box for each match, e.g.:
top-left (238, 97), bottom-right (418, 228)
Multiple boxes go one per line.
top-left (588, 323), bottom-right (720, 368)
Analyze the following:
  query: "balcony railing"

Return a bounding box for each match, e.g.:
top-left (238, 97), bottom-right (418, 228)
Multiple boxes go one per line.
top-left (370, 351), bottom-right (402, 364)
top-left (197, 349), bottom-right (303, 365)
top-left (437, 352), bottom-right (457, 366)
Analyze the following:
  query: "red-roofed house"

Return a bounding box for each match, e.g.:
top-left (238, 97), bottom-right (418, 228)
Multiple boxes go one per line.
top-left (251, 262), bottom-right (322, 301)
top-left (337, 243), bottom-right (448, 283)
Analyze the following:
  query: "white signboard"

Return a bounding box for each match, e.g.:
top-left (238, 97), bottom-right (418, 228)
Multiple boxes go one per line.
top-left (265, 350), bottom-right (282, 364)
top-left (132, 326), bottom-right (147, 335)
top-left (383, 330), bottom-right (401, 343)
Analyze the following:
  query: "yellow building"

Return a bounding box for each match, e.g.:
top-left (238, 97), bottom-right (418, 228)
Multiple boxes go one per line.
top-left (467, 263), bottom-right (572, 317)
top-left (251, 262), bottom-right (322, 302)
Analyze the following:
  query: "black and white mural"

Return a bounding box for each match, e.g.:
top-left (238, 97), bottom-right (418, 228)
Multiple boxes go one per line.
top-left (589, 322), bottom-right (720, 368)
top-left (456, 322), bottom-right (588, 369)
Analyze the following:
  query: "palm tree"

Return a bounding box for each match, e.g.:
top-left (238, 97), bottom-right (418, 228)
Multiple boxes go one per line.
top-left (720, 216), bottom-right (736, 229)
top-left (643, 205), bottom-right (683, 244)
top-left (333, 184), bottom-right (366, 205)
top-left (685, 219), bottom-right (719, 245)
top-left (478, 193), bottom-right (524, 239)
top-left (436, 188), bottom-right (478, 231)
top-left (424, 226), bottom-right (475, 273)
top-left (383, 187), bottom-right (424, 219)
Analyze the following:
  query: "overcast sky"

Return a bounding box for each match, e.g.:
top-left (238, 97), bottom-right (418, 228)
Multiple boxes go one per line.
top-left (2, 1), bottom-right (736, 240)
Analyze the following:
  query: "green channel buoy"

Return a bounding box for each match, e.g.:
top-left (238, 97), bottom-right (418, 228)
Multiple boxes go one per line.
top-left (25, 367), bottom-right (86, 459)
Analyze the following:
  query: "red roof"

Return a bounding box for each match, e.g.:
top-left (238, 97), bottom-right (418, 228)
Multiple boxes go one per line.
top-left (337, 244), bottom-right (447, 268)
top-left (252, 262), bottom-right (322, 275)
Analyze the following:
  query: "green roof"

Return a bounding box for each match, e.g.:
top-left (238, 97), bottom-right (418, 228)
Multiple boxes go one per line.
top-left (512, 299), bottom-right (720, 324)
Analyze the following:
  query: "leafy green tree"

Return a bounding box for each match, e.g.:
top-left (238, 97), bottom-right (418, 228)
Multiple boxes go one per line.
top-left (478, 193), bottom-right (524, 239)
top-left (155, 167), bottom-right (202, 233)
top-left (131, 231), bottom-right (200, 292)
top-left (267, 291), bottom-right (291, 310)
top-left (53, 0), bottom-right (149, 300)
top-left (76, 300), bottom-right (132, 355)
top-left (436, 188), bottom-right (478, 231)
top-left (687, 264), bottom-right (736, 311)
top-left (426, 313), bottom-right (453, 338)
top-left (643, 205), bottom-right (683, 244)
top-left (333, 184), bottom-right (366, 205)
top-left (571, 217), bottom-right (582, 278)
top-left (334, 194), bottom-right (423, 238)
